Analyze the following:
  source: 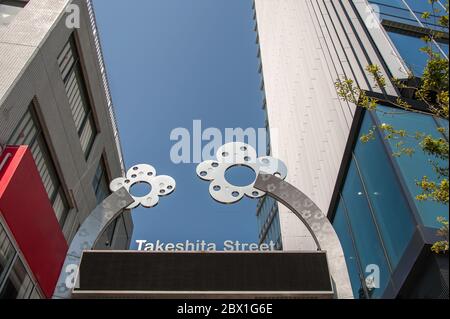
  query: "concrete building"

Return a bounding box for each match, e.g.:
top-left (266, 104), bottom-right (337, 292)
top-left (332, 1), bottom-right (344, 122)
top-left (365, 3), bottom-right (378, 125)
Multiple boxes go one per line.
top-left (254, 0), bottom-right (448, 298)
top-left (0, 0), bottom-right (133, 298)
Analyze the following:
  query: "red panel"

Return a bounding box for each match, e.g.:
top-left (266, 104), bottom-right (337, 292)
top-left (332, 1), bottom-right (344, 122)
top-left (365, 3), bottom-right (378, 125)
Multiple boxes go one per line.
top-left (0, 146), bottom-right (68, 298)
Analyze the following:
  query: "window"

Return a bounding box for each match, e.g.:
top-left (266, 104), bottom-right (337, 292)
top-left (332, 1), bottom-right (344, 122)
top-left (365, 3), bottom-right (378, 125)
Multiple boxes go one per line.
top-left (0, 0), bottom-right (28, 26)
top-left (0, 258), bottom-right (33, 299)
top-left (340, 159), bottom-right (392, 298)
top-left (58, 36), bottom-right (97, 157)
top-left (257, 195), bottom-right (282, 249)
top-left (8, 106), bottom-right (70, 228)
top-left (354, 113), bottom-right (415, 267)
top-left (0, 223), bottom-right (42, 299)
top-left (0, 223), bottom-right (15, 286)
top-left (369, 0), bottom-right (447, 31)
top-left (386, 31), bottom-right (448, 76)
top-left (333, 199), bottom-right (368, 299)
top-left (333, 105), bottom-right (449, 298)
top-left (362, 0), bottom-right (449, 79)
top-left (92, 158), bottom-right (110, 204)
top-left (91, 158), bottom-right (121, 249)
top-left (370, 0), bottom-right (418, 26)
top-left (375, 105), bottom-right (449, 228)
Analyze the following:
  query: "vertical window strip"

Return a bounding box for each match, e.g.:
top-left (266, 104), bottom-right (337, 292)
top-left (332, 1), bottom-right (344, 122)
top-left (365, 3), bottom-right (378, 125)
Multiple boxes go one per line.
top-left (7, 107), bottom-right (70, 228)
top-left (80, 117), bottom-right (94, 153)
top-left (58, 36), bottom-right (97, 157)
top-left (0, 221), bottom-right (38, 300)
top-left (92, 159), bottom-right (111, 204)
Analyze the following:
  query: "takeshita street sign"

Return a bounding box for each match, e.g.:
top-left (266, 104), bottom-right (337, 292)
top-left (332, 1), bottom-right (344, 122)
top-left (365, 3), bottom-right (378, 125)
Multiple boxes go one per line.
top-left (53, 142), bottom-right (353, 299)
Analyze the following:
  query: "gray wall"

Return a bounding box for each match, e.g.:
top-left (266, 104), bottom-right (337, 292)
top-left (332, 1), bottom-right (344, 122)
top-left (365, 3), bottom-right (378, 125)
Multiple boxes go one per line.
top-left (0, 0), bottom-right (133, 248)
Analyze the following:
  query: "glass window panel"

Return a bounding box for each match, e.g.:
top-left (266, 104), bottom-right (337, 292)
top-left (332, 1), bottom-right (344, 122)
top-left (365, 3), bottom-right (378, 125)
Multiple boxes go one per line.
top-left (80, 115), bottom-right (95, 154)
top-left (403, 0), bottom-right (447, 30)
top-left (0, 224), bottom-right (16, 285)
top-left (369, 0), bottom-right (446, 30)
top-left (375, 105), bottom-right (449, 228)
top-left (52, 190), bottom-right (68, 227)
top-left (95, 177), bottom-right (110, 204)
top-left (387, 31), bottom-right (430, 76)
top-left (333, 199), bottom-right (367, 299)
top-left (438, 41), bottom-right (449, 56)
top-left (92, 159), bottom-right (111, 204)
top-left (354, 113), bottom-right (415, 267)
top-left (57, 41), bottom-right (71, 66)
top-left (34, 135), bottom-right (57, 199)
top-left (369, 0), bottom-right (419, 26)
top-left (436, 117), bottom-right (449, 135)
top-left (341, 159), bottom-right (391, 298)
top-left (72, 97), bottom-right (86, 130)
top-left (8, 113), bottom-right (31, 144)
top-left (58, 37), bottom-right (97, 157)
top-left (0, 258), bottom-right (33, 299)
top-left (66, 72), bottom-right (77, 97)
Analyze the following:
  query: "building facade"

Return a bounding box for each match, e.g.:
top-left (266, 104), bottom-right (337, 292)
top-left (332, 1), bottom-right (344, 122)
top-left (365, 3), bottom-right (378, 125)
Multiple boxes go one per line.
top-left (254, 0), bottom-right (448, 298)
top-left (0, 0), bottom-right (133, 299)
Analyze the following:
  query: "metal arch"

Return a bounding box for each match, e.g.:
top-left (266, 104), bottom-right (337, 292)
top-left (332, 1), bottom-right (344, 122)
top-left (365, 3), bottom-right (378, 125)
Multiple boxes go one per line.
top-left (254, 173), bottom-right (354, 299)
top-left (53, 164), bottom-right (177, 299)
top-left (52, 187), bottom-right (134, 299)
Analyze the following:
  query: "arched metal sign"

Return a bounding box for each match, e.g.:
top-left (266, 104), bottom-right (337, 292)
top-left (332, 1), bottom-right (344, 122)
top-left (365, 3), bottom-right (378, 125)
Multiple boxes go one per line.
top-left (53, 143), bottom-right (353, 299)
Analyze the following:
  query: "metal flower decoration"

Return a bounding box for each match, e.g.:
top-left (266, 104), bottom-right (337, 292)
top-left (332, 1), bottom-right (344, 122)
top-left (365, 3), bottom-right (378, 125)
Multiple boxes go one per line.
top-left (196, 142), bottom-right (287, 204)
top-left (110, 164), bottom-right (176, 209)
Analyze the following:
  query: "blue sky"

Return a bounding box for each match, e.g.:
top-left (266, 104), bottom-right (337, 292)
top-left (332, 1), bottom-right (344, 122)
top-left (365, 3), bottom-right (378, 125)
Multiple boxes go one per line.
top-left (93, 0), bottom-right (266, 249)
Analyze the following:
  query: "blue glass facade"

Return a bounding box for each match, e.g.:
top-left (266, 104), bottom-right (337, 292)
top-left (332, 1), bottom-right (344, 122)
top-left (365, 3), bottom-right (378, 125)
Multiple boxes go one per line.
top-left (256, 79), bottom-right (281, 248)
top-left (257, 196), bottom-right (282, 249)
top-left (368, 0), bottom-right (449, 76)
top-left (333, 105), bottom-right (449, 298)
top-left (375, 105), bottom-right (449, 228)
top-left (369, 0), bottom-right (448, 31)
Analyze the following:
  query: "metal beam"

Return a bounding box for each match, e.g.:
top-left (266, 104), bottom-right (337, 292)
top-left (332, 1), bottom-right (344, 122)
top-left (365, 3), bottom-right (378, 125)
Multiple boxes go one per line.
top-left (52, 187), bottom-right (134, 299)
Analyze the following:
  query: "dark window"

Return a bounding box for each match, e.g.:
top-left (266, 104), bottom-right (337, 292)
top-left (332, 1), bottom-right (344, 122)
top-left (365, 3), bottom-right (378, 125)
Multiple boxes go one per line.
top-left (0, 258), bottom-right (33, 299)
top-left (0, 223), bottom-right (40, 299)
top-left (0, 224), bottom-right (15, 287)
top-left (58, 36), bottom-right (97, 158)
top-left (8, 106), bottom-right (70, 227)
top-left (92, 158), bottom-right (110, 204)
